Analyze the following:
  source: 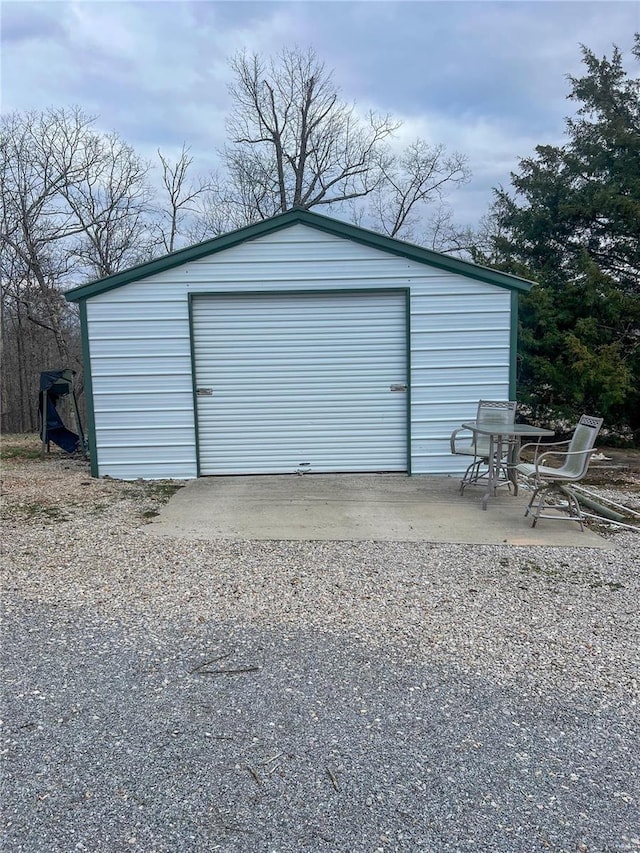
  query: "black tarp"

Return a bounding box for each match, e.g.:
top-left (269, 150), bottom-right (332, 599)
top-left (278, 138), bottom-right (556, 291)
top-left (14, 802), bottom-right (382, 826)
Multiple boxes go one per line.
top-left (39, 369), bottom-right (81, 454)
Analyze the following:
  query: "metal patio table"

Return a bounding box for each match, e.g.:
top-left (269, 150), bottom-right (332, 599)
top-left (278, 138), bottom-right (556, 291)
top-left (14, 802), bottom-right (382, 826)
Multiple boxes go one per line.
top-left (461, 421), bottom-right (555, 510)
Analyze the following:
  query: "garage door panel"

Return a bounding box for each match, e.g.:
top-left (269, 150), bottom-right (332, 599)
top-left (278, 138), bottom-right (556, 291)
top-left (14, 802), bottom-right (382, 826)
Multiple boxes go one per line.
top-left (192, 291), bottom-right (407, 474)
top-left (197, 388), bottom-right (400, 402)
top-left (197, 404), bottom-right (399, 421)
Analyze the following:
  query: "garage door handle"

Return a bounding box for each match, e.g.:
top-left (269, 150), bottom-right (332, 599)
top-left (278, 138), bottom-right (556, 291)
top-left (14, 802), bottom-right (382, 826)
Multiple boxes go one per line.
top-left (390, 384), bottom-right (407, 392)
top-left (196, 388), bottom-right (213, 396)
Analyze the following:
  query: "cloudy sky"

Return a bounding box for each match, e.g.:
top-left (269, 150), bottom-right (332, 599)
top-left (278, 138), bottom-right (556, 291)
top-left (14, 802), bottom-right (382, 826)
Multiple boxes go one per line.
top-left (2, 0), bottom-right (638, 231)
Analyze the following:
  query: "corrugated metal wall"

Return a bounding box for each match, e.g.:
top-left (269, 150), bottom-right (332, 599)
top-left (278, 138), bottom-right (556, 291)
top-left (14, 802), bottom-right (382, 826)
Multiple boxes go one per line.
top-left (86, 224), bottom-right (511, 479)
top-left (192, 291), bottom-right (408, 474)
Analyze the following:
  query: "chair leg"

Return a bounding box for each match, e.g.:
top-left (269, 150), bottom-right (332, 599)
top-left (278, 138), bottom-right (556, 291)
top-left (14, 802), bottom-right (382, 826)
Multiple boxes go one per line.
top-left (497, 458), bottom-right (513, 493)
top-left (526, 483), bottom-right (585, 529)
top-left (460, 459), bottom-right (481, 494)
top-left (460, 455), bottom-right (511, 495)
top-left (530, 488), bottom-right (542, 528)
top-left (562, 486), bottom-right (585, 531)
top-left (524, 486), bottom-right (540, 520)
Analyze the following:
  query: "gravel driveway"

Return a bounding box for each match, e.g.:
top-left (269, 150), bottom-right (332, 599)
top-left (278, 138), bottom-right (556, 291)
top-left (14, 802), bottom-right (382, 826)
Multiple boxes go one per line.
top-left (2, 453), bottom-right (639, 852)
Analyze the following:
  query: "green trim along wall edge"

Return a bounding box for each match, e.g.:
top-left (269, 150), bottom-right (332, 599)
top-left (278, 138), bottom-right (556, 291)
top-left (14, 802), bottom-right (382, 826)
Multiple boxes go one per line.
top-left (187, 295), bottom-right (202, 478)
top-left (509, 290), bottom-right (519, 400)
top-left (65, 208), bottom-right (535, 304)
top-left (188, 287), bottom-right (412, 476)
top-left (79, 301), bottom-right (98, 477)
top-left (405, 289), bottom-right (412, 476)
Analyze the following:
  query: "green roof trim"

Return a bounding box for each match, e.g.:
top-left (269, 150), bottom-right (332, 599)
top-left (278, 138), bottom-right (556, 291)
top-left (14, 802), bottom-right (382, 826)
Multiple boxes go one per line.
top-left (64, 208), bottom-right (535, 302)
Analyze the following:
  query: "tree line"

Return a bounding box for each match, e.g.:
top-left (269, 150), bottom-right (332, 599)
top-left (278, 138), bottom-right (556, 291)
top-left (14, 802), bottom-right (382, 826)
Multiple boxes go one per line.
top-left (0, 47), bottom-right (470, 433)
top-left (1, 40), bottom-right (638, 443)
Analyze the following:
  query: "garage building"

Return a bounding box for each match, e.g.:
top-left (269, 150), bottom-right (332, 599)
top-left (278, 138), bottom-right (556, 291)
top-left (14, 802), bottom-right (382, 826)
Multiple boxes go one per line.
top-left (65, 209), bottom-right (533, 480)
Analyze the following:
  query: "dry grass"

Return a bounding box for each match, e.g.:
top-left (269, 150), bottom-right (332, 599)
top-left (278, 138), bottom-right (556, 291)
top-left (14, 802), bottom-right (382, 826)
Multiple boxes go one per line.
top-left (0, 433), bottom-right (183, 525)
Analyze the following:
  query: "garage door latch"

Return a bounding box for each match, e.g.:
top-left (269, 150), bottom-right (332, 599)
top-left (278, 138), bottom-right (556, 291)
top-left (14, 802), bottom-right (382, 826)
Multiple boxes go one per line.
top-left (196, 388), bottom-right (213, 396)
top-left (390, 383), bottom-right (408, 392)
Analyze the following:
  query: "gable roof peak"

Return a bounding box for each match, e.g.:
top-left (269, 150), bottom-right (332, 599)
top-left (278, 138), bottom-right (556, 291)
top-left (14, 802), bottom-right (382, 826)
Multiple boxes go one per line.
top-left (65, 207), bottom-right (534, 302)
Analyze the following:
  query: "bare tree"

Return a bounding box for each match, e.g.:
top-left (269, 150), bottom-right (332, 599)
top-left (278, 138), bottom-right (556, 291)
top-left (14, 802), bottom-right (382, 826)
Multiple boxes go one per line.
top-left (62, 132), bottom-right (156, 278)
top-left (0, 108), bottom-right (155, 431)
top-left (367, 140), bottom-right (470, 243)
top-left (184, 176), bottom-right (244, 243)
top-left (224, 47), bottom-right (399, 218)
top-left (223, 47), bottom-right (471, 246)
top-left (0, 107), bottom-right (100, 362)
top-left (0, 52), bottom-right (477, 430)
top-left (441, 205), bottom-right (515, 263)
top-left (156, 144), bottom-right (214, 252)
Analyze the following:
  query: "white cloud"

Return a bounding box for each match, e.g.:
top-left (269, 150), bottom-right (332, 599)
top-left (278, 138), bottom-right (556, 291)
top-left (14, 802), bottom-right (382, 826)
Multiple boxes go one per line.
top-left (2, 0), bottom-right (637, 232)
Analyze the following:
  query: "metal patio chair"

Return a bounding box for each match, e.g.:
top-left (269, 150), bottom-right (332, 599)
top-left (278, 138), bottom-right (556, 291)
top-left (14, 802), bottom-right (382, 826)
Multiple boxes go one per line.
top-left (515, 414), bottom-right (604, 530)
top-left (450, 400), bottom-right (518, 494)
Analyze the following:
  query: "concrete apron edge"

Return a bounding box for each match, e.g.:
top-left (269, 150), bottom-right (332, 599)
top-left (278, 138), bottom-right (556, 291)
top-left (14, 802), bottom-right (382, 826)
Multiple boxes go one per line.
top-left (146, 474), bottom-right (615, 550)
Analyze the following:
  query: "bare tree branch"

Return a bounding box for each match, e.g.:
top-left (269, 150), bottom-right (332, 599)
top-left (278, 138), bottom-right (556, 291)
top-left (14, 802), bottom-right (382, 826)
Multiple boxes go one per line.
top-left (224, 47), bottom-right (399, 217)
top-left (367, 139), bottom-right (470, 243)
top-left (155, 144), bottom-right (214, 252)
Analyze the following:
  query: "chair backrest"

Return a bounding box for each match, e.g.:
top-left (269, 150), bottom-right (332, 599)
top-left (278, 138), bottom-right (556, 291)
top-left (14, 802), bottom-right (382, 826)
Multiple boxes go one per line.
top-left (465, 400), bottom-right (517, 456)
top-left (561, 414), bottom-right (604, 478)
top-left (476, 400), bottom-right (517, 428)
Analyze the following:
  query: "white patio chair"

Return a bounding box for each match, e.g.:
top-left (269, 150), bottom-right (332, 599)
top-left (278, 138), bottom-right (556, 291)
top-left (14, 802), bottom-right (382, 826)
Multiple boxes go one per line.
top-left (450, 400), bottom-right (518, 494)
top-left (515, 414), bottom-right (604, 530)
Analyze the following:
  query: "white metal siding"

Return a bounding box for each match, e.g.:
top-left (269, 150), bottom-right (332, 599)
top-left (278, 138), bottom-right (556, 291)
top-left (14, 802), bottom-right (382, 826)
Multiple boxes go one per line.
top-left (86, 296), bottom-right (195, 479)
top-left (192, 291), bottom-right (407, 474)
top-left (86, 224), bottom-right (513, 478)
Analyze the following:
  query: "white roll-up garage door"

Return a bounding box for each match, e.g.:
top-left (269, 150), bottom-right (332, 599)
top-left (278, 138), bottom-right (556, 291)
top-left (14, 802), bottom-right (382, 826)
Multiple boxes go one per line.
top-left (192, 290), bottom-right (408, 475)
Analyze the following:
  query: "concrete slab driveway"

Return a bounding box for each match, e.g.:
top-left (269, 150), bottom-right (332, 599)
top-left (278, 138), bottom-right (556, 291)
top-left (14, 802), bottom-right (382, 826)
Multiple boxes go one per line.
top-left (148, 473), bottom-right (612, 548)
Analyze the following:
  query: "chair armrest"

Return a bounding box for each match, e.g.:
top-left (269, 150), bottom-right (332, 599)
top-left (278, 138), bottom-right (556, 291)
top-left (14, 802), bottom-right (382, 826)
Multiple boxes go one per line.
top-left (533, 447), bottom-right (597, 475)
top-left (450, 426), bottom-right (471, 454)
top-left (520, 438), bottom-right (571, 453)
top-left (519, 438), bottom-right (571, 463)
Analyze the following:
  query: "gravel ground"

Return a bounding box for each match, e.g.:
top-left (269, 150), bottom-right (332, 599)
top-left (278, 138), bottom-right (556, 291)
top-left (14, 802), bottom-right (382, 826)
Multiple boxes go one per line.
top-left (1, 450), bottom-right (639, 853)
